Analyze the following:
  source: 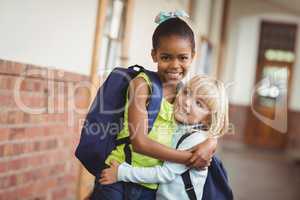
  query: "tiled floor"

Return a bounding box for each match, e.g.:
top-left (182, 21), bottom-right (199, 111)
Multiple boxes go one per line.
top-left (218, 142), bottom-right (300, 200)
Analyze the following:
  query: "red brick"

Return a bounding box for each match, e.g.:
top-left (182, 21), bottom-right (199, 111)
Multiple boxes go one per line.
top-left (30, 138), bottom-right (59, 152)
top-left (7, 111), bottom-right (24, 125)
top-left (0, 128), bottom-right (9, 142)
top-left (23, 170), bottom-right (40, 183)
top-left (4, 76), bottom-right (18, 91)
top-left (0, 161), bottom-right (7, 174)
top-left (2, 93), bottom-right (19, 109)
top-left (27, 195), bottom-right (47, 200)
top-left (0, 76), bottom-right (8, 90)
top-left (29, 154), bottom-right (49, 167)
top-left (9, 127), bottom-right (25, 140)
top-left (0, 190), bottom-right (18, 200)
top-left (44, 138), bottom-right (58, 150)
top-left (0, 144), bottom-right (9, 157)
top-left (42, 178), bottom-right (57, 190)
top-left (0, 60), bottom-right (25, 76)
top-left (25, 126), bottom-right (44, 138)
top-left (16, 183), bottom-right (35, 199)
top-left (0, 175), bottom-right (17, 189)
top-left (11, 94), bottom-right (46, 112)
top-left (0, 111), bottom-right (8, 125)
top-left (51, 187), bottom-right (68, 200)
top-left (26, 141), bottom-right (35, 153)
top-left (57, 174), bottom-right (76, 185)
top-left (25, 65), bottom-right (48, 79)
top-left (33, 140), bottom-right (42, 151)
top-left (1, 143), bottom-right (28, 157)
top-left (8, 157), bottom-right (29, 172)
top-left (49, 163), bottom-right (65, 176)
top-left (11, 143), bottom-right (26, 156)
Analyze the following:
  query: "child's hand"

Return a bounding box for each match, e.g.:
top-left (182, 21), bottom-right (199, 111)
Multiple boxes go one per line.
top-left (187, 138), bottom-right (217, 169)
top-left (99, 160), bottom-right (120, 185)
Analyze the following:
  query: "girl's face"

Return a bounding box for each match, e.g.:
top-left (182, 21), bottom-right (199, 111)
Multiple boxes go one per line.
top-left (174, 87), bottom-right (211, 125)
top-left (152, 35), bottom-right (194, 86)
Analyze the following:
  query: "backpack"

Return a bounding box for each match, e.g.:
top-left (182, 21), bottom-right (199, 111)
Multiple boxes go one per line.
top-left (75, 65), bottom-right (163, 179)
top-left (176, 133), bottom-right (234, 200)
top-left (201, 156), bottom-right (234, 200)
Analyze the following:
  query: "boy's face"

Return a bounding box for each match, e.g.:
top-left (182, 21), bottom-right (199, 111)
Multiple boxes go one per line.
top-left (174, 87), bottom-right (211, 125)
top-left (151, 35), bottom-right (195, 86)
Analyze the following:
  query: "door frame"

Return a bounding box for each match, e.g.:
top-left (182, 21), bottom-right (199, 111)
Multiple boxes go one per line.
top-left (245, 20), bottom-right (298, 149)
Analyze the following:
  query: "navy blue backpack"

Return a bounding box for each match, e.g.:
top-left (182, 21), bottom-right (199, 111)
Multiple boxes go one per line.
top-left (75, 65), bottom-right (163, 179)
top-left (177, 133), bottom-right (234, 200)
top-left (202, 156), bottom-right (234, 200)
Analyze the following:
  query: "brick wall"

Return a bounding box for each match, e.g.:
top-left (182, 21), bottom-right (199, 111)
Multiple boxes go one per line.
top-left (0, 59), bottom-right (91, 200)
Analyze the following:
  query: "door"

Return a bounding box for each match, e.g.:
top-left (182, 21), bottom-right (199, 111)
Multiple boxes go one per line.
top-left (245, 21), bottom-right (297, 149)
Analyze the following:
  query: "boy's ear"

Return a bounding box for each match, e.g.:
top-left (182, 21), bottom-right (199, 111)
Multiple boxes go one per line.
top-left (151, 49), bottom-right (158, 63)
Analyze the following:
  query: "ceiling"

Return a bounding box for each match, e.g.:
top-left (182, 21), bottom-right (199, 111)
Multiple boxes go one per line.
top-left (267, 0), bottom-right (300, 15)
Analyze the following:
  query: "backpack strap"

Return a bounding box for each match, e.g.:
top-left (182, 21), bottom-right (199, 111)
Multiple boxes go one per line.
top-left (176, 133), bottom-right (198, 200)
top-left (115, 65), bottom-right (163, 164)
top-left (182, 170), bottom-right (197, 200)
top-left (115, 137), bottom-right (131, 146)
top-left (125, 65), bottom-right (163, 132)
top-left (141, 68), bottom-right (163, 132)
top-left (176, 133), bottom-right (192, 149)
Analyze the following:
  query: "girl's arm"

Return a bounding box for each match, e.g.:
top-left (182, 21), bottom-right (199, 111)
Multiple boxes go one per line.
top-left (100, 132), bottom-right (208, 185)
top-left (128, 78), bottom-right (216, 167)
top-left (189, 138), bottom-right (217, 168)
top-left (118, 131), bottom-right (209, 183)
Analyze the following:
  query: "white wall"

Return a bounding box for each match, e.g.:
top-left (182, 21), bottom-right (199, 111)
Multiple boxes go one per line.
top-left (229, 16), bottom-right (260, 105)
top-left (127, 0), bottom-right (189, 71)
top-left (0, 0), bottom-right (98, 75)
top-left (224, 0), bottom-right (300, 110)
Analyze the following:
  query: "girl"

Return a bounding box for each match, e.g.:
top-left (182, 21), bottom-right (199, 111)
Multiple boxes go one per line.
top-left (91, 11), bottom-right (218, 200)
top-left (99, 75), bottom-right (229, 200)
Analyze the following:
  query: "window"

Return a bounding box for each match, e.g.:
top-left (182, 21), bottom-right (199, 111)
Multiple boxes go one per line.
top-left (99, 0), bottom-right (127, 76)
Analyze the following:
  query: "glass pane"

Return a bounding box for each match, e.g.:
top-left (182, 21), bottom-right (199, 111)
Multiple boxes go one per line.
top-left (264, 49), bottom-right (295, 63)
top-left (103, 1), bottom-right (113, 36)
top-left (98, 0), bottom-right (126, 75)
top-left (98, 37), bottom-right (109, 76)
top-left (106, 40), bottom-right (121, 70)
top-left (110, 0), bottom-right (124, 39)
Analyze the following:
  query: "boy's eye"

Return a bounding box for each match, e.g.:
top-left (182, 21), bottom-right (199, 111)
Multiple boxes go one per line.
top-left (183, 89), bottom-right (189, 95)
top-left (196, 99), bottom-right (206, 108)
top-left (196, 100), bottom-right (202, 106)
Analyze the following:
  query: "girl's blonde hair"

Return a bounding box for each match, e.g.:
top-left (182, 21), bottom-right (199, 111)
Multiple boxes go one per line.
top-left (179, 75), bottom-right (229, 138)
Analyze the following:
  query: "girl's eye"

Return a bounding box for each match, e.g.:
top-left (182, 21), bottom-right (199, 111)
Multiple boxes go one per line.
top-left (161, 56), bottom-right (170, 61)
top-left (180, 56), bottom-right (189, 61)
